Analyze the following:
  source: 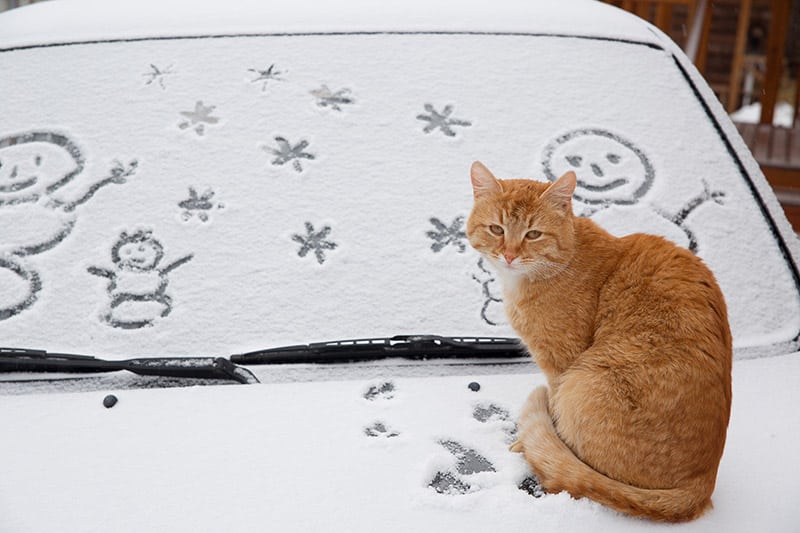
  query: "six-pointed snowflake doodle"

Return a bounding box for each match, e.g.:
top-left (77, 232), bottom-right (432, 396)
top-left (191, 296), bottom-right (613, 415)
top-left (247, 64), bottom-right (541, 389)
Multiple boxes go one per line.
top-left (310, 85), bottom-right (355, 111)
top-left (292, 222), bottom-right (338, 264)
top-left (427, 216), bottom-right (467, 253)
top-left (178, 101), bottom-right (220, 136)
top-left (248, 64), bottom-right (285, 91)
top-left (143, 64), bottom-right (175, 89)
top-left (178, 187), bottom-right (224, 222)
top-left (417, 104), bottom-right (472, 137)
top-left (264, 136), bottom-right (315, 173)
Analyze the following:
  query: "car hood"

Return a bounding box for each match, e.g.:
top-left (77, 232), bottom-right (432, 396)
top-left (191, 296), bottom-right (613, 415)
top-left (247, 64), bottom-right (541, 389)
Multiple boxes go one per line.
top-left (2, 353), bottom-right (800, 532)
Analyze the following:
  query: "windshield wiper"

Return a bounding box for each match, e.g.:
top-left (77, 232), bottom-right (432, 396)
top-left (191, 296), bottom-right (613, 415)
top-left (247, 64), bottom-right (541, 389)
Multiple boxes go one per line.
top-left (0, 348), bottom-right (259, 384)
top-left (1, 336), bottom-right (526, 385)
top-left (230, 335), bottom-right (527, 365)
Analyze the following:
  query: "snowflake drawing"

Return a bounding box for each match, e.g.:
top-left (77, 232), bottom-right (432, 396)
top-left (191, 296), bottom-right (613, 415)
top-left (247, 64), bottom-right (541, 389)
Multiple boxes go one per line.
top-left (264, 136), bottom-right (315, 173)
top-left (178, 101), bottom-right (220, 136)
top-left (248, 64), bottom-right (285, 91)
top-left (310, 85), bottom-right (354, 111)
top-left (178, 187), bottom-right (224, 222)
top-left (292, 222), bottom-right (337, 264)
top-left (142, 64), bottom-right (174, 89)
top-left (427, 216), bottom-right (467, 253)
top-left (417, 104), bottom-right (472, 137)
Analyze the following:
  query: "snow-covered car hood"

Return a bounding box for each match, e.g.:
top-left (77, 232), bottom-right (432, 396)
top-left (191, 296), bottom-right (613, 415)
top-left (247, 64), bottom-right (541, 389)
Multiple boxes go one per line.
top-left (1, 0), bottom-right (799, 531)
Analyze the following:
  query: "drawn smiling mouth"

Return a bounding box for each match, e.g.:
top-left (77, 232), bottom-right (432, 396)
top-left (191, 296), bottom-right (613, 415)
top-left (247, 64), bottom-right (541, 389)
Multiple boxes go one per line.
top-left (0, 176), bottom-right (38, 193)
top-left (577, 178), bottom-right (627, 192)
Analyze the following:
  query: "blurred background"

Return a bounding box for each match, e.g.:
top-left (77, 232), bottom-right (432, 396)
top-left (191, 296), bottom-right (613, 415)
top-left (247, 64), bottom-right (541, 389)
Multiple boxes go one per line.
top-left (1, 0), bottom-right (798, 230)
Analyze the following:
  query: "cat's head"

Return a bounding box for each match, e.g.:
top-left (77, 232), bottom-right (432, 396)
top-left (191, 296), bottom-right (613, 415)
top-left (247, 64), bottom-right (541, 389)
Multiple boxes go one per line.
top-left (466, 161), bottom-right (577, 280)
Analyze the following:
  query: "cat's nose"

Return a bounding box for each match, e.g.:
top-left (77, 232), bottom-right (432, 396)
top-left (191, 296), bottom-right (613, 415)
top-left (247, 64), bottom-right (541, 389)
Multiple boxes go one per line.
top-left (504, 253), bottom-right (517, 265)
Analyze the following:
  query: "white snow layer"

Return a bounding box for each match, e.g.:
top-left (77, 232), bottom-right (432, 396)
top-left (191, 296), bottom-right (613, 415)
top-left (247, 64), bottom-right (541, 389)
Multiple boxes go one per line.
top-left (2, 2), bottom-right (800, 532)
top-left (0, 352), bottom-right (799, 532)
top-left (0, 29), bottom-right (798, 357)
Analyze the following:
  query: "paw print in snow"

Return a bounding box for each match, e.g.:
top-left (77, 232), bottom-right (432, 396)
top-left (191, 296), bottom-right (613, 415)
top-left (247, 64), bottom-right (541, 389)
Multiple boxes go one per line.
top-left (428, 440), bottom-right (495, 495)
top-left (518, 476), bottom-right (546, 498)
top-left (429, 471), bottom-right (471, 495)
top-left (438, 440), bottom-right (496, 475)
top-left (363, 381), bottom-right (395, 401)
top-left (473, 402), bottom-right (517, 443)
top-left (364, 421), bottom-right (400, 438)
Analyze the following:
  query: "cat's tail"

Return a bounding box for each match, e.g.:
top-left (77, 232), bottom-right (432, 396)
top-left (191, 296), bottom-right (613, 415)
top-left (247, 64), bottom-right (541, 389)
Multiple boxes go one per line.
top-left (510, 387), bottom-right (712, 522)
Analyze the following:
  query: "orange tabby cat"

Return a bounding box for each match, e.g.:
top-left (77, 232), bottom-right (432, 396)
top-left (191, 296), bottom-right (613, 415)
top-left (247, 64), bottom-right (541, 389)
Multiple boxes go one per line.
top-left (466, 161), bottom-right (732, 522)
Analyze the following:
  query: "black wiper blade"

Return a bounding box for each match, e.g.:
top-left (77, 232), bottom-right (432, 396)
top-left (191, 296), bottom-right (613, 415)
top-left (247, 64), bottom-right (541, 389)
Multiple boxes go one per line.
top-left (0, 348), bottom-right (259, 384)
top-left (230, 335), bottom-right (527, 365)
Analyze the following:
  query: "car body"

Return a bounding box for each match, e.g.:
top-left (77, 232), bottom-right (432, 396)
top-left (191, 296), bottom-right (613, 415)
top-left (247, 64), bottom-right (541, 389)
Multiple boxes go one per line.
top-left (1, 0), bottom-right (799, 531)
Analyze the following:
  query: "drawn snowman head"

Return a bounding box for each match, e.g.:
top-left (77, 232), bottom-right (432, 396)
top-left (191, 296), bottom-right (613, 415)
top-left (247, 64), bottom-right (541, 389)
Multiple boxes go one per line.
top-left (0, 132), bottom-right (84, 205)
top-left (111, 230), bottom-right (164, 272)
top-left (542, 128), bottom-right (654, 205)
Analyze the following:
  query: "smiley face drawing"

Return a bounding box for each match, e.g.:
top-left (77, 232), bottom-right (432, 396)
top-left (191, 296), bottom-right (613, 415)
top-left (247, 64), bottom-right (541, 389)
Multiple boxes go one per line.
top-left (541, 127), bottom-right (724, 254)
top-left (542, 128), bottom-right (655, 207)
top-left (0, 131), bottom-right (137, 320)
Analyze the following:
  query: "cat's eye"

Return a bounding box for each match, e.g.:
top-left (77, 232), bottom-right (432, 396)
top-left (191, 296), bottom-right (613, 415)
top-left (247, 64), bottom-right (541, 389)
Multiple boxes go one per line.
top-left (525, 230), bottom-right (542, 240)
top-left (489, 224), bottom-right (504, 236)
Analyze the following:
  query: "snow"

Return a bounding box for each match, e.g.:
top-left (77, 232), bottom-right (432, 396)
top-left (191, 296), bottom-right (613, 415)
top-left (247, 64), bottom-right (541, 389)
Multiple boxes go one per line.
top-left (1, 353), bottom-right (799, 532)
top-left (1, 0), bottom-right (800, 531)
top-left (731, 102), bottom-right (797, 128)
top-left (0, 22), bottom-right (798, 358)
top-left (0, 0), bottom-right (656, 50)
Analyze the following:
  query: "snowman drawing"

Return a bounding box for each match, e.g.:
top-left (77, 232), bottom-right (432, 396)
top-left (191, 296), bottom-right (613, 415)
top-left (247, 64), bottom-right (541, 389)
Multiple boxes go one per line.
top-left (472, 257), bottom-right (506, 327)
top-left (542, 128), bottom-right (725, 253)
top-left (87, 230), bottom-right (193, 329)
top-left (0, 131), bottom-right (137, 320)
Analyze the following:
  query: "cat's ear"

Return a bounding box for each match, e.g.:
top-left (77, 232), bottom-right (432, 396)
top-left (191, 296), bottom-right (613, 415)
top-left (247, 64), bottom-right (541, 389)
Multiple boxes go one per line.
top-left (470, 161), bottom-right (502, 199)
top-left (542, 171), bottom-right (576, 213)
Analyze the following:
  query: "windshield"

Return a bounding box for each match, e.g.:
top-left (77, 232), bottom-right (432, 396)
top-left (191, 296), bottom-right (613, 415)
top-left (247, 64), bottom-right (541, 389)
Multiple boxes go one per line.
top-left (0, 32), bottom-right (798, 361)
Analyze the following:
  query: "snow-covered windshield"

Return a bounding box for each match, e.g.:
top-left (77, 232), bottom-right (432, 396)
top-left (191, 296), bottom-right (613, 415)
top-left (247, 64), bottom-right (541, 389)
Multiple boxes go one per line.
top-left (0, 30), bottom-right (798, 360)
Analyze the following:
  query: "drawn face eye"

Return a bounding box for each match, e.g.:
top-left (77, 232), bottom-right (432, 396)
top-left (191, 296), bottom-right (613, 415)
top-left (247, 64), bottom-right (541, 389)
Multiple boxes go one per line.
top-left (489, 224), bottom-right (504, 236)
top-left (34, 155), bottom-right (42, 166)
top-left (606, 153), bottom-right (621, 164)
top-left (565, 155), bottom-right (582, 167)
top-left (525, 230), bottom-right (542, 240)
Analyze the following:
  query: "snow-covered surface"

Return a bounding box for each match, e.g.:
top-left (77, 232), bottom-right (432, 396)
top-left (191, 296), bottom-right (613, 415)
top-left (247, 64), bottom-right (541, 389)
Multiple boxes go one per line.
top-left (0, 1), bottom-right (798, 358)
top-left (1, 352), bottom-right (800, 532)
top-left (0, 0), bottom-right (658, 49)
top-left (2, 1), bottom-right (800, 531)
top-left (731, 101), bottom-right (797, 128)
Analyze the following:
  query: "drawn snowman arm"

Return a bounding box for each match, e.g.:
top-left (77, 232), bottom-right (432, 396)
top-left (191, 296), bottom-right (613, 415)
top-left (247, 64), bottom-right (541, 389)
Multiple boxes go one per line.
top-left (160, 254), bottom-right (194, 275)
top-left (62, 159), bottom-right (139, 212)
top-left (87, 266), bottom-right (115, 279)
